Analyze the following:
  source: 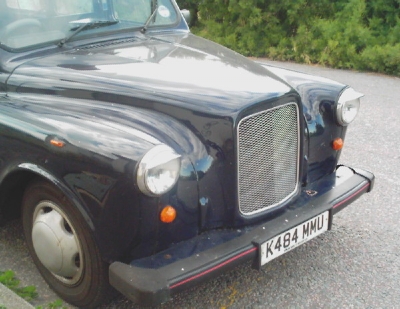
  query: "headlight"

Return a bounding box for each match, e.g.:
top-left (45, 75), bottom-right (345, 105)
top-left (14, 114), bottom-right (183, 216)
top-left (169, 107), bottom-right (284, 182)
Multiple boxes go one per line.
top-left (336, 88), bottom-right (363, 126)
top-left (137, 145), bottom-right (181, 197)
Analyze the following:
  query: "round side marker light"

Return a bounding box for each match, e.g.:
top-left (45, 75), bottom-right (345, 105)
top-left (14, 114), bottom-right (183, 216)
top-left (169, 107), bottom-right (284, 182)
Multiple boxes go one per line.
top-left (160, 205), bottom-right (177, 223)
top-left (332, 138), bottom-right (344, 151)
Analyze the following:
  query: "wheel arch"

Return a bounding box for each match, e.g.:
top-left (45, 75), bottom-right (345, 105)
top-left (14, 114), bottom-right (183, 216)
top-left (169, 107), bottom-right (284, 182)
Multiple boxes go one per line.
top-left (0, 163), bottom-right (94, 230)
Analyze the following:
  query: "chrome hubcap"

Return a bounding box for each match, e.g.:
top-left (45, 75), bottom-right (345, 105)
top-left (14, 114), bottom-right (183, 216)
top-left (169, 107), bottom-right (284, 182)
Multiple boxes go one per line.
top-left (31, 201), bottom-right (83, 285)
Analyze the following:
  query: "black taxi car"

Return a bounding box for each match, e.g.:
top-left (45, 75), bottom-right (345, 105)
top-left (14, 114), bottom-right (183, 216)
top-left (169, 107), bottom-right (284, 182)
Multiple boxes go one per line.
top-left (0, 0), bottom-right (374, 308)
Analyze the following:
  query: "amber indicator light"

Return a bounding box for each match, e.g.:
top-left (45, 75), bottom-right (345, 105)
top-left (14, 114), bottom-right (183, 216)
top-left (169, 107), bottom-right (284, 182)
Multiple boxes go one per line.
top-left (332, 138), bottom-right (344, 151)
top-left (160, 205), bottom-right (177, 223)
top-left (50, 139), bottom-right (65, 148)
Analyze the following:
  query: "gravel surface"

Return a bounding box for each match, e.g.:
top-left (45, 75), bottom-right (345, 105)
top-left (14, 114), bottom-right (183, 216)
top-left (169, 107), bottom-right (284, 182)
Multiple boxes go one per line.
top-left (1, 61), bottom-right (398, 309)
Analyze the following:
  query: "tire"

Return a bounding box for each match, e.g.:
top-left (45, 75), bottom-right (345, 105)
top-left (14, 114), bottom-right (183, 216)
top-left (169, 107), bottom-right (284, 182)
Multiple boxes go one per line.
top-left (22, 180), bottom-right (112, 308)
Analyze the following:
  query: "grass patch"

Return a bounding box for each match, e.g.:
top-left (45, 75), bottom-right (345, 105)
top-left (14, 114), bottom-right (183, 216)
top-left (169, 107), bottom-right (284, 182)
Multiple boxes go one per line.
top-left (37, 299), bottom-right (67, 309)
top-left (0, 270), bottom-right (37, 301)
top-left (0, 270), bottom-right (66, 309)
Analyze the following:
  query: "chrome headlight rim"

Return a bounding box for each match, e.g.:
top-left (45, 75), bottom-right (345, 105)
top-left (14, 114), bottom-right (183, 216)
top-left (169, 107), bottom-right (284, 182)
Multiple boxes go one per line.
top-left (336, 87), bottom-right (363, 126)
top-left (137, 144), bottom-right (181, 197)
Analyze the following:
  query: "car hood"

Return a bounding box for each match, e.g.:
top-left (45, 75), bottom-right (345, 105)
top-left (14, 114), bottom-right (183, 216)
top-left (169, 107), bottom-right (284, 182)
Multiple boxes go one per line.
top-left (7, 33), bottom-right (292, 115)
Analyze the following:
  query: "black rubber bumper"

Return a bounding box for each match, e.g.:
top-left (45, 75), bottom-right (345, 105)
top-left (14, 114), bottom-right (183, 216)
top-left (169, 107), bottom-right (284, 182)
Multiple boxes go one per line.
top-left (109, 166), bottom-right (374, 306)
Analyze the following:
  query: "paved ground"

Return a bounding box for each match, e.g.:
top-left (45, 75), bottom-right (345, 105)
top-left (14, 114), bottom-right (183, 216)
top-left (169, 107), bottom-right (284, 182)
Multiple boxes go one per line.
top-left (0, 283), bottom-right (34, 309)
top-left (1, 61), bottom-right (399, 309)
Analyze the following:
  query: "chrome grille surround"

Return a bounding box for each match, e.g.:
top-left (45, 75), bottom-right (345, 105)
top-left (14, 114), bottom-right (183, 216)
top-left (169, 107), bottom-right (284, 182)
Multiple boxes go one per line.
top-left (237, 103), bottom-right (300, 216)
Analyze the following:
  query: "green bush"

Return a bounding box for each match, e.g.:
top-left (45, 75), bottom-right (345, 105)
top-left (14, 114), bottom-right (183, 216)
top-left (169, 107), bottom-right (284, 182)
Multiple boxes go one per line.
top-left (176, 0), bottom-right (400, 76)
top-left (360, 43), bottom-right (400, 75)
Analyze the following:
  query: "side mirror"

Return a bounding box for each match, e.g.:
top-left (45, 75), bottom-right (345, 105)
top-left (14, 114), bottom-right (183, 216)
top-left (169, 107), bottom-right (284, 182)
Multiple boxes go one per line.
top-left (181, 9), bottom-right (191, 26)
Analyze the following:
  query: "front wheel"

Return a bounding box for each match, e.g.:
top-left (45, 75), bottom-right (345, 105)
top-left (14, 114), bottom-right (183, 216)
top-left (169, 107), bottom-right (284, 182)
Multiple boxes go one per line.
top-left (22, 180), bottom-right (111, 308)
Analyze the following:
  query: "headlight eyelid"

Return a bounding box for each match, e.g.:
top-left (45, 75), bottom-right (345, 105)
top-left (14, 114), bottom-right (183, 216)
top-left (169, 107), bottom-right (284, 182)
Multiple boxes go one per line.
top-left (338, 87), bottom-right (364, 104)
top-left (145, 151), bottom-right (181, 170)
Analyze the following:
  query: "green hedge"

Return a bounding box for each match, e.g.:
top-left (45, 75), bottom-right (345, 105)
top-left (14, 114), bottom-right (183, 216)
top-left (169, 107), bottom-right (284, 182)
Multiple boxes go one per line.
top-left (177, 0), bottom-right (400, 76)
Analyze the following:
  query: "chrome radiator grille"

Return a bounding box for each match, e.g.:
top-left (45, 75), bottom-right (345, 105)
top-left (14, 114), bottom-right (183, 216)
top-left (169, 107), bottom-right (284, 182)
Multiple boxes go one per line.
top-left (237, 103), bottom-right (299, 215)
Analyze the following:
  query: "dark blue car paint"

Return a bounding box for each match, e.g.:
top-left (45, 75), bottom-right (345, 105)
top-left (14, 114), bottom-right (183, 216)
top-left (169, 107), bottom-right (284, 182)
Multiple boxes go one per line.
top-left (0, 4), bottom-right (373, 306)
top-left (1, 32), bottom-right (349, 258)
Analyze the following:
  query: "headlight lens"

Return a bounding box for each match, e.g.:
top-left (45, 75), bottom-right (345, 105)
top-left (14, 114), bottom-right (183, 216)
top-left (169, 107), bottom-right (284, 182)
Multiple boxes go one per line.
top-left (336, 88), bottom-right (363, 126)
top-left (137, 145), bottom-right (181, 196)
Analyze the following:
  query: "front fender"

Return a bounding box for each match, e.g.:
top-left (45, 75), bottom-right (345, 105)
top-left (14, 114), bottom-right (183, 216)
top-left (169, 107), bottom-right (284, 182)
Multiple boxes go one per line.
top-left (0, 94), bottom-right (207, 260)
top-left (16, 162), bottom-right (95, 230)
top-left (262, 64), bottom-right (349, 182)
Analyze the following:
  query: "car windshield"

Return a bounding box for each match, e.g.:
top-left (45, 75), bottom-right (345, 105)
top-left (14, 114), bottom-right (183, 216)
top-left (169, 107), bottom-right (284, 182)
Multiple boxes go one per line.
top-left (0, 0), bottom-right (179, 51)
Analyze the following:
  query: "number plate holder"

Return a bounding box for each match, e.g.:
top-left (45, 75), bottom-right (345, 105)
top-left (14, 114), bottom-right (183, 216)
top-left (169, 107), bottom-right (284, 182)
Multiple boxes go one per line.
top-left (255, 211), bottom-right (330, 268)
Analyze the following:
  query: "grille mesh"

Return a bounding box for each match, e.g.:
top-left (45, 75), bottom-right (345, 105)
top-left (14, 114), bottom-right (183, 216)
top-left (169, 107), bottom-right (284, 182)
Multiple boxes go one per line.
top-left (238, 103), bottom-right (299, 215)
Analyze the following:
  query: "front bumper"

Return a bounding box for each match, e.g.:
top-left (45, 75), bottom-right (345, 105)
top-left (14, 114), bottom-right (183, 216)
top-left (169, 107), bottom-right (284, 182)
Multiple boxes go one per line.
top-left (109, 166), bottom-right (374, 306)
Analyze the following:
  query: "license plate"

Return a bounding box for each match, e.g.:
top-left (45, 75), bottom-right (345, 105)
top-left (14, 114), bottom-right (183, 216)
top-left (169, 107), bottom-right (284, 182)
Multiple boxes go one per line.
top-left (260, 211), bottom-right (329, 266)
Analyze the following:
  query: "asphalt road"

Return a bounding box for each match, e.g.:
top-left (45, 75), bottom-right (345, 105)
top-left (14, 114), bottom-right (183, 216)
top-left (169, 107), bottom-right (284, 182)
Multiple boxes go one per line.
top-left (1, 61), bottom-right (399, 309)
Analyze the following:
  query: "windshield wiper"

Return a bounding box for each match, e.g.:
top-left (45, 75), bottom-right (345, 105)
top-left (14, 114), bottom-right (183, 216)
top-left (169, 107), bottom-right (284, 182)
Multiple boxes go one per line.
top-left (141, 0), bottom-right (158, 33)
top-left (58, 20), bottom-right (119, 47)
